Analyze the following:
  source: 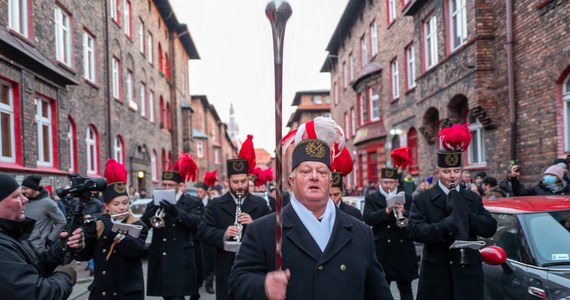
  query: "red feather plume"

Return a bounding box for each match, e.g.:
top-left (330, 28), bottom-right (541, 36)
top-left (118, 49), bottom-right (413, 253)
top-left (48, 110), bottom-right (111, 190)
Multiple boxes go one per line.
top-left (104, 159), bottom-right (127, 183)
top-left (391, 147), bottom-right (412, 170)
top-left (238, 134), bottom-right (256, 174)
top-left (437, 124), bottom-right (472, 152)
top-left (250, 167), bottom-right (265, 186)
top-left (331, 145), bottom-right (353, 176)
top-left (263, 167), bottom-right (274, 183)
top-left (175, 152), bottom-right (198, 182)
top-left (203, 170), bottom-right (217, 187)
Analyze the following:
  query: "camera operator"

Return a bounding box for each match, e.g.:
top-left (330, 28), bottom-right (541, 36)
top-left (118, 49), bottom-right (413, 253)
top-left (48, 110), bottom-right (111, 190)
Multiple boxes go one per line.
top-left (0, 173), bottom-right (84, 299)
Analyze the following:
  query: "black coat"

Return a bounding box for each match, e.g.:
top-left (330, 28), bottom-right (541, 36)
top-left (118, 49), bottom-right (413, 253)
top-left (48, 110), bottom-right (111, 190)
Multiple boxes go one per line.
top-left (339, 201), bottom-right (363, 221)
top-left (76, 213), bottom-right (148, 299)
top-left (268, 194), bottom-right (290, 212)
top-left (141, 193), bottom-right (204, 297)
top-left (511, 177), bottom-right (570, 196)
top-left (228, 204), bottom-right (394, 300)
top-left (363, 191), bottom-right (418, 282)
top-left (198, 192), bottom-right (271, 300)
top-left (0, 218), bottom-right (73, 299)
top-left (407, 184), bottom-right (497, 300)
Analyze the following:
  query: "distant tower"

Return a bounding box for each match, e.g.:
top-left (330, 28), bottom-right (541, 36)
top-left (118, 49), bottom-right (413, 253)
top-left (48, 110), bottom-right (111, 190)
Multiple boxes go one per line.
top-left (227, 103), bottom-right (241, 147)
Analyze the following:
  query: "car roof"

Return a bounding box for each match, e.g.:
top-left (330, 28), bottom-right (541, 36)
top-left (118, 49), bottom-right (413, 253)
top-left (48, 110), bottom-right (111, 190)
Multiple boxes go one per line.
top-left (483, 195), bottom-right (570, 214)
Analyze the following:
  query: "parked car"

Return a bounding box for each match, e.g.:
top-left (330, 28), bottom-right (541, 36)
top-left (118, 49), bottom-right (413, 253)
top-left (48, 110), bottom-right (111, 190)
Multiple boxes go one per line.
top-left (480, 195), bottom-right (570, 300)
top-left (130, 198), bottom-right (153, 250)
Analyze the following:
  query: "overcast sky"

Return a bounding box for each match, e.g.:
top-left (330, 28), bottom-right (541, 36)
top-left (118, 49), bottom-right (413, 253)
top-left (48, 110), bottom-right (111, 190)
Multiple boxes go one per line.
top-left (169, 0), bottom-right (349, 152)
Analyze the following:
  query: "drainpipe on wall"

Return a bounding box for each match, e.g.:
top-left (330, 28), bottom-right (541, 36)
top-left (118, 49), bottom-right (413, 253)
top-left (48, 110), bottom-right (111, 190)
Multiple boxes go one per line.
top-left (104, 0), bottom-right (113, 162)
top-left (506, 0), bottom-right (516, 164)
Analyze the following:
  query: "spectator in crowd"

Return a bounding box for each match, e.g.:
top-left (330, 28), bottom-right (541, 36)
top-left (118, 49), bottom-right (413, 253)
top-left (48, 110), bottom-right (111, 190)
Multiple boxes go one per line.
top-left (413, 181), bottom-right (429, 199)
top-left (510, 164), bottom-right (570, 196)
top-left (482, 177), bottom-right (505, 199)
top-left (363, 180), bottom-right (378, 196)
top-left (401, 173), bottom-right (417, 197)
top-left (138, 188), bottom-right (148, 199)
top-left (553, 158), bottom-right (570, 185)
top-left (474, 172), bottom-right (487, 195)
top-left (128, 185), bottom-right (140, 200)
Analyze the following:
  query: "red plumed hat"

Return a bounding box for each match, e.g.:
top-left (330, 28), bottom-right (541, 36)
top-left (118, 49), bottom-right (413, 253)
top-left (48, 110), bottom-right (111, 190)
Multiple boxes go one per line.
top-left (391, 147), bottom-right (412, 170)
top-left (203, 170), bottom-right (217, 188)
top-left (238, 135), bottom-right (256, 174)
top-left (174, 152), bottom-right (199, 183)
top-left (104, 159), bottom-right (127, 184)
top-left (250, 167), bottom-right (265, 187)
top-left (263, 167), bottom-right (274, 183)
top-left (331, 145), bottom-right (353, 176)
top-left (437, 123), bottom-right (472, 152)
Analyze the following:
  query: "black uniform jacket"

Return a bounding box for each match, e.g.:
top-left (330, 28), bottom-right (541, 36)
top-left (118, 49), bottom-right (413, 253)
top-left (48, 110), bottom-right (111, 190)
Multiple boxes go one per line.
top-left (407, 184), bottom-right (497, 300)
top-left (228, 203), bottom-right (394, 300)
top-left (77, 213), bottom-right (148, 299)
top-left (198, 192), bottom-right (270, 300)
top-left (363, 191), bottom-right (418, 281)
top-left (339, 200), bottom-right (363, 220)
top-left (0, 218), bottom-right (73, 299)
top-left (141, 193), bottom-right (204, 297)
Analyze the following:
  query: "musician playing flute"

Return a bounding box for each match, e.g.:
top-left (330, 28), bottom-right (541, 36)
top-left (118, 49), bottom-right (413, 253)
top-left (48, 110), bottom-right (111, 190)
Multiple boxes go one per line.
top-left (77, 159), bottom-right (148, 299)
top-left (407, 124), bottom-right (497, 300)
top-left (363, 147), bottom-right (418, 300)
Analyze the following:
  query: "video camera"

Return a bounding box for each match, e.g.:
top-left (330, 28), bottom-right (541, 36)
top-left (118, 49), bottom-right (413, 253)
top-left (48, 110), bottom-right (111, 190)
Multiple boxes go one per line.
top-left (56, 173), bottom-right (106, 200)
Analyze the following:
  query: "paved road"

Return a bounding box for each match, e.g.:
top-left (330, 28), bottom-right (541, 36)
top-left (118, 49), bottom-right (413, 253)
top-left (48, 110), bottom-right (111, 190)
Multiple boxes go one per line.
top-left (70, 260), bottom-right (417, 299)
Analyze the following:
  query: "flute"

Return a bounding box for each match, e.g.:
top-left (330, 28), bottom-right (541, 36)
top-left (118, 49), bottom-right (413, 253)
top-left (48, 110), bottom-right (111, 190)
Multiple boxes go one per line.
top-left (110, 211), bottom-right (130, 219)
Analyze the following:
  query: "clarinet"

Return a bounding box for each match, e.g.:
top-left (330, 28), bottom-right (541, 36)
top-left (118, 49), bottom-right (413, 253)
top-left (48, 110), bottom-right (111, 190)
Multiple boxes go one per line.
top-left (234, 192), bottom-right (243, 242)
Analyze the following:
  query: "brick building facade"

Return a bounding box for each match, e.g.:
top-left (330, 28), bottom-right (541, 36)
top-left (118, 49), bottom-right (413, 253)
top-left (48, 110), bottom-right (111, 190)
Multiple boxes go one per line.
top-left (0, 0), bottom-right (199, 193)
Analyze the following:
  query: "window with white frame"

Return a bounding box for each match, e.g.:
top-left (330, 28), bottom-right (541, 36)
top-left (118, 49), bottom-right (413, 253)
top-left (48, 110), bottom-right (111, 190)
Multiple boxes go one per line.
top-left (55, 7), bottom-right (72, 66)
top-left (149, 89), bottom-right (155, 122)
top-left (127, 70), bottom-right (136, 109)
top-left (334, 82), bottom-right (339, 105)
top-left (349, 53), bottom-right (354, 81)
top-left (314, 95), bottom-right (322, 104)
top-left (123, 0), bottom-right (131, 37)
top-left (467, 116), bottom-right (486, 165)
top-left (140, 82), bottom-right (146, 117)
top-left (361, 36), bottom-right (367, 67)
top-left (388, 0), bottom-right (397, 24)
top-left (197, 141), bottom-right (204, 158)
top-left (449, 0), bottom-right (467, 51)
top-left (424, 15), bottom-right (438, 69)
top-left (214, 148), bottom-right (220, 164)
top-left (86, 126), bottom-right (98, 174)
top-left (0, 81), bottom-right (16, 163)
top-left (563, 74), bottom-right (570, 151)
top-left (110, 0), bottom-right (118, 22)
top-left (147, 32), bottom-right (153, 64)
top-left (406, 45), bottom-right (416, 89)
top-left (139, 19), bottom-right (145, 53)
top-left (151, 150), bottom-right (158, 180)
top-left (112, 57), bottom-right (120, 99)
top-left (391, 59), bottom-right (399, 99)
top-left (359, 92), bottom-right (367, 124)
top-left (83, 32), bottom-right (96, 82)
top-left (369, 88), bottom-right (380, 121)
top-left (370, 22), bottom-right (378, 57)
top-left (113, 135), bottom-right (124, 164)
top-left (9, 0), bottom-right (29, 38)
top-left (67, 119), bottom-right (75, 172)
top-left (344, 112), bottom-right (349, 138)
top-left (343, 62), bottom-right (348, 88)
top-left (350, 107), bottom-right (356, 136)
top-left (36, 97), bottom-right (53, 166)
top-left (325, 95), bottom-right (331, 104)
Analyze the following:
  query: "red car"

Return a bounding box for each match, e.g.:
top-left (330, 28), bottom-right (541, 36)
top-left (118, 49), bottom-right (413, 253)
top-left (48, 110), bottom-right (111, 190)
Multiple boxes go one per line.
top-left (480, 195), bottom-right (570, 300)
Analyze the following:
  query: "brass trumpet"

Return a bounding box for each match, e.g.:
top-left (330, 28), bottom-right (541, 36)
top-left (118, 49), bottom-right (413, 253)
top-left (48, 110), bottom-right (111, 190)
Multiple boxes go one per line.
top-left (393, 204), bottom-right (408, 228)
top-left (149, 206), bottom-right (165, 229)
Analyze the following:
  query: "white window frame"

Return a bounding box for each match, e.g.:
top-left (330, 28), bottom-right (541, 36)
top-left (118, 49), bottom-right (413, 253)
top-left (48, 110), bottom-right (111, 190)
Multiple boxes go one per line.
top-left (468, 118), bottom-right (486, 165)
top-left (563, 74), bottom-right (570, 151)
top-left (388, 0), bottom-right (397, 24)
top-left (359, 93), bottom-right (366, 125)
top-left (151, 150), bottom-right (158, 180)
top-left (351, 107), bottom-right (356, 136)
top-left (343, 62), bottom-right (348, 89)
top-left (83, 32), bottom-right (96, 82)
top-left (149, 89), bottom-right (155, 122)
top-left (127, 70), bottom-right (137, 109)
top-left (67, 120), bottom-right (75, 172)
top-left (449, 0), bottom-right (467, 51)
top-left (370, 22), bottom-right (378, 57)
top-left (349, 53), bottom-right (354, 81)
top-left (369, 88), bottom-right (380, 121)
top-left (113, 136), bottom-right (124, 164)
top-left (36, 97), bottom-right (53, 167)
top-left (86, 126), bottom-right (98, 175)
top-left (424, 15), bottom-right (438, 69)
top-left (138, 19), bottom-right (144, 53)
top-left (112, 58), bottom-right (120, 99)
top-left (214, 148), bottom-right (220, 164)
top-left (123, 0), bottom-right (131, 37)
top-left (110, 0), bottom-right (118, 21)
top-left (140, 82), bottom-right (146, 117)
top-left (314, 95), bottom-right (322, 104)
top-left (147, 32), bottom-right (153, 64)
top-left (9, 0), bottom-right (29, 38)
top-left (406, 45), bottom-right (416, 89)
top-left (0, 81), bottom-right (16, 163)
top-left (344, 112), bottom-right (349, 139)
top-left (391, 60), bottom-right (399, 99)
top-left (55, 7), bottom-right (72, 66)
top-left (197, 141), bottom-right (204, 158)
top-left (360, 36), bottom-right (367, 67)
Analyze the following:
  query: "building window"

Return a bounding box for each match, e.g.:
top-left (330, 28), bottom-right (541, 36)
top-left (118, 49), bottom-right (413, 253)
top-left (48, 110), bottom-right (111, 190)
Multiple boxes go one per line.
top-left (406, 45), bottom-right (416, 89)
top-left (370, 22), bottom-right (378, 57)
top-left (127, 70), bottom-right (137, 109)
top-left (214, 148), bottom-right (220, 164)
top-left (123, 0), bottom-right (132, 38)
top-left (314, 95), bottom-right (322, 104)
top-left (83, 32), bottom-right (96, 82)
top-left (166, 102), bottom-right (172, 130)
top-left (449, 0), bottom-right (467, 51)
top-left (391, 59), bottom-right (399, 100)
top-left (407, 127), bottom-right (419, 175)
top-left (334, 82), bottom-right (339, 105)
top-left (161, 148), bottom-right (166, 171)
top-left (149, 89), bottom-right (155, 123)
top-left (114, 135), bottom-right (124, 164)
top-left (562, 73), bottom-right (570, 144)
top-left (112, 57), bottom-right (121, 99)
top-left (350, 107), bottom-right (356, 136)
top-left (369, 88), bottom-right (380, 121)
top-left (468, 116), bottom-right (486, 165)
top-left (86, 125), bottom-right (99, 175)
top-left (151, 150), bottom-right (158, 180)
top-left (424, 15), bottom-right (438, 70)
top-left (55, 6), bottom-right (72, 66)
top-left (67, 117), bottom-right (76, 172)
top-left (164, 53), bottom-right (171, 80)
top-left (158, 43), bottom-right (163, 73)
top-left (349, 53), bottom-right (354, 82)
top-left (325, 95), bottom-right (331, 104)
top-left (159, 97), bottom-right (165, 128)
top-left (110, 0), bottom-right (119, 23)
top-left (343, 62), bottom-right (348, 89)
top-left (9, 0), bottom-right (29, 38)
top-left (344, 112), bottom-right (349, 140)
top-left (36, 97), bottom-right (54, 167)
top-left (138, 19), bottom-right (145, 54)
top-left (0, 80), bottom-right (16, 163)
top-left (147, 32), bottom-right (153, 64)
top-left (140, 82), bottom-right (146, 117)
top-left (388, 0), bottom-right (397, 24)
top-left (360, 35), bottom-right (367, 67)
top-left (359, 92), bottom-right (367, 125)
top-left (197, 141), bottom-right (204, 158)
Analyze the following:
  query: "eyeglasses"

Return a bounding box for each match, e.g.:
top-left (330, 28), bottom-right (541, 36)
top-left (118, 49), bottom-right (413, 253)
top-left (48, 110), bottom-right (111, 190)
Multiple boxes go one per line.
top-left (298, 168), bottom-right (330, 178)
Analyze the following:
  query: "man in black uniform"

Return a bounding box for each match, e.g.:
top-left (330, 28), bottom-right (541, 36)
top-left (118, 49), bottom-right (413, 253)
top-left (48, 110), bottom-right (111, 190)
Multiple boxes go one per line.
top-left (407, 124), bottom-right (497, 300)
top-left (330, 172), bottom-right (362, 220)
top-left (363, 147), bottom-right (418, 300)
top-left (142, 153), bottom-right (204, 300)
top-left (198, 136), bottom-right (271, 300)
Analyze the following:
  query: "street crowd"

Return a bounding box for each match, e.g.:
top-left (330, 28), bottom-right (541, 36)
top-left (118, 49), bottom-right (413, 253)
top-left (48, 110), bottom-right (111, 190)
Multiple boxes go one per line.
top-left (0, 117), bottom-right (569, 300)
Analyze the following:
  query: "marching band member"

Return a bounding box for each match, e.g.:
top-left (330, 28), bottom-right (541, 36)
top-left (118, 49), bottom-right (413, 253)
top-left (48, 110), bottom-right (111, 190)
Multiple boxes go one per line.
top-left (330, 146), bottom-right (362, 220)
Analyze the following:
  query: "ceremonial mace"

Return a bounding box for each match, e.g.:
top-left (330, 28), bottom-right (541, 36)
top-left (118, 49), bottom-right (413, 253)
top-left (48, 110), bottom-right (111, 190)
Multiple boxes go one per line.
top-left (266, 0), bottom-right (291, 271)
